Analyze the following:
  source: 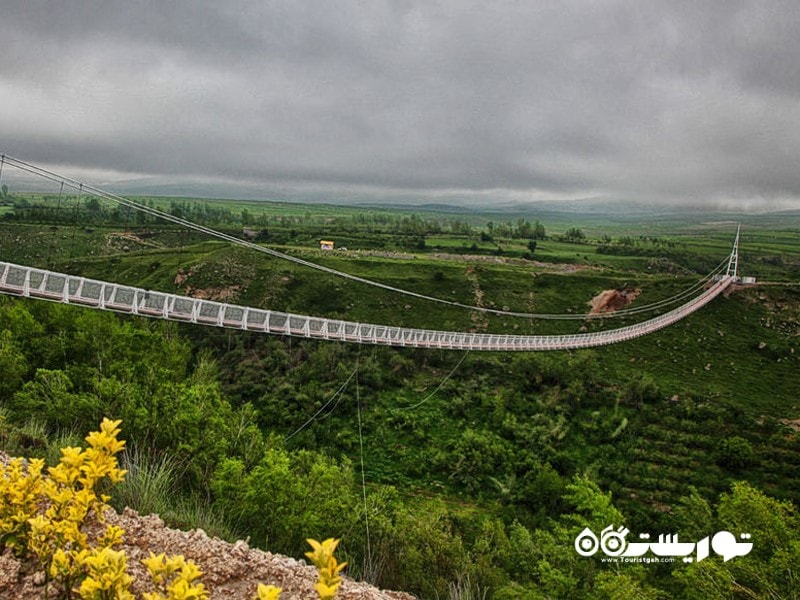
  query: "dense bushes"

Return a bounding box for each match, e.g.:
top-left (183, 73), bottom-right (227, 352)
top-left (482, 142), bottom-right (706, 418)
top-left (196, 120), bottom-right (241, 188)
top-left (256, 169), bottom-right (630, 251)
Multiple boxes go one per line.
top-left (2, 297), bottom-right (799, 598)
top-left (212, 449), bottom-right (358, 557)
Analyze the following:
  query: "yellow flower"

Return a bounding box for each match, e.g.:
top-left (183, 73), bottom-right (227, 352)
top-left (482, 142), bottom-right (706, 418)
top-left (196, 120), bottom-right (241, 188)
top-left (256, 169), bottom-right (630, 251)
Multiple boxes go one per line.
top-left (142, 552), bottom-right (169, 583)
top-left (79, 547), bottom-right (134, 600)
top-left (2, 419), bottom-right (216, 600)
top-left (49, 548), bottom-right (71, 578)
top-left (314, 581), bottom-right (340, 600)
top-left (59, 446), bottom-right (86, 470)
top-left (255, 584), bottom-right (282, 600)
top-left (179, 560), bottom-right (204, 583)
top-left (320, 557), bottom-right (347, 579)
top-left (306, 538), bottom-right (346, 600)
top-left (167, 578), bottom-right (209, 600)
top-left (99, 524), bottom-right (125, 547)
top-left (143, 552), bottom-right (209, 600)
top-left (85, 418), bottom-right (126, 456)
top-left (305, 538), bottom-right (340, 569)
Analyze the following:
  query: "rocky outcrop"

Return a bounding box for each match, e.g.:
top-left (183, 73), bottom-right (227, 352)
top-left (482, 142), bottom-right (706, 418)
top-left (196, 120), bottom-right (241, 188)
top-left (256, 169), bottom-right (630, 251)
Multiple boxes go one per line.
top-left (0, 504), bottom-right (414, 599)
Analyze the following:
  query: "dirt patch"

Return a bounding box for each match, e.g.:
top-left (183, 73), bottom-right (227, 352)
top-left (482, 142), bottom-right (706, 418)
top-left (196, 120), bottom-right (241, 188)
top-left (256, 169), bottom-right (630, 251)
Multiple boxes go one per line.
top-left (588, 288), bottom-right (641, 315)
top-left (184, 285), bottom-right (242, 302)
top-left (104, 231), bottom-right (163, 253)
top-left (174, 267), bottom-right (195, 286)
top-left (174, 262), bottom-right (248, 303)
top-left (779, 418), bottom-right (800, 432)
top-left (464, 266), bottom-right (488, 332)
top-left (0, 505), bottom-right (413, 600)
top-left (344, 249), bottom-right (594, 274)
top-left (428, 253), bottom-right (590, 274)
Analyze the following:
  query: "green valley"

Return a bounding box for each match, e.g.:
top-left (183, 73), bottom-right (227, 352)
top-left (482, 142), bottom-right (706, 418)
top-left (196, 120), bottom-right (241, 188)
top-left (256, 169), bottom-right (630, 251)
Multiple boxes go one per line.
top-left (1, 192), bottom-right (799, 599)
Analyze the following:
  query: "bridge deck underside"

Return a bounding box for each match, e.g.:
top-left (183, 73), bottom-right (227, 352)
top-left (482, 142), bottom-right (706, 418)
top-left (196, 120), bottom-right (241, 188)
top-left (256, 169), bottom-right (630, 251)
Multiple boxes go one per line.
top-left (0, 262), bottom-right (731, 352)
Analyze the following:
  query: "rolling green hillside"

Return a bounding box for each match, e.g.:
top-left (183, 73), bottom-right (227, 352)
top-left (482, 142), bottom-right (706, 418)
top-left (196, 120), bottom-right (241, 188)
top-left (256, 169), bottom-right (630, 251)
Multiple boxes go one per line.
top-left (1, 198), bottom-right (799, 598)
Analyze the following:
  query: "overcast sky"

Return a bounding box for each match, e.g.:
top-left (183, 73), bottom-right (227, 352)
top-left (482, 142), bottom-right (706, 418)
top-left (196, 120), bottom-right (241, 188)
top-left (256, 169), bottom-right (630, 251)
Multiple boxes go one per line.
top-left (2, 1), bottom-right (800, 209)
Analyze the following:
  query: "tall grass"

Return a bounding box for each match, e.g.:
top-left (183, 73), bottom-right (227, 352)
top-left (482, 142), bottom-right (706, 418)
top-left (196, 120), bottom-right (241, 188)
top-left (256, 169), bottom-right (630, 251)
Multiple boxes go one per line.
top-left (111, 445), bottom-right (236, 541)
top-left (164, 495), bottom-right (237, 542)
top-left (112, 445), bottom-right (180, 518)
top-left (0, 413), bottom-right (51, 458)
top-left (444, 574), bottom-right (488, 600)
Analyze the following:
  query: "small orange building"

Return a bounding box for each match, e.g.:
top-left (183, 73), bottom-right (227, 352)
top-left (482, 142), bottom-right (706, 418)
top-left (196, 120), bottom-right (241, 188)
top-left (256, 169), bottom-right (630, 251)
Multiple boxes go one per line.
top-left (319, 240), bottom-right (335, 250)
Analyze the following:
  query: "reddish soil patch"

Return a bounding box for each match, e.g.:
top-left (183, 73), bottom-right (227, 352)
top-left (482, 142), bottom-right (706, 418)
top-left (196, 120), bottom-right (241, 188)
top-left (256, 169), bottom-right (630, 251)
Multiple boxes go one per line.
top-left (588, 288), bottom-right (641, 315)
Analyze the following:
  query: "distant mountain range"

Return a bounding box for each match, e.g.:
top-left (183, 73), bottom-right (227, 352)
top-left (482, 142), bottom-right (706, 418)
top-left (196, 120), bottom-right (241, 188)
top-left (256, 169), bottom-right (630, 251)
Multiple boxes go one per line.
top-left (5, 169), bottom-right (799, 219)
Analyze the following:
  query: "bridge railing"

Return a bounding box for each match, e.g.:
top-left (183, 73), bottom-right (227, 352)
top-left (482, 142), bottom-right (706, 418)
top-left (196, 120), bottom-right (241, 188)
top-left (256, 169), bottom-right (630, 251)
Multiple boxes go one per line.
top-left (0, 261), bottom-right (732, 352)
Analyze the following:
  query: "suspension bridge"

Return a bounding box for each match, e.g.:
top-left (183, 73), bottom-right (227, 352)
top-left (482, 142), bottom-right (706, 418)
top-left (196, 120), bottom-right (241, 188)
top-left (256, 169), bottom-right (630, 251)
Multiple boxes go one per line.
top-left (0, 155), bottom-right (742, 352)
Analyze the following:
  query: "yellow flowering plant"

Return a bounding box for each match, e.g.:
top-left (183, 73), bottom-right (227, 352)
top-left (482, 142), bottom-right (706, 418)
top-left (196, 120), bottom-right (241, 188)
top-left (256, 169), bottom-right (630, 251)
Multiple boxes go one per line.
top-left (26, 418), bottom-right (129, 596)
top-left (1, 418), bottom-right (294, 599)
top-left (305, 538), bottom-right (347, 600)
top-left (255, 583), bottom-right (283, 600)
top-left (141, 552), bottom-right (209, 600)
top-left (77, 547), bottom-right (134, 600)
top-left (0, 455), bottom-right (45, 553)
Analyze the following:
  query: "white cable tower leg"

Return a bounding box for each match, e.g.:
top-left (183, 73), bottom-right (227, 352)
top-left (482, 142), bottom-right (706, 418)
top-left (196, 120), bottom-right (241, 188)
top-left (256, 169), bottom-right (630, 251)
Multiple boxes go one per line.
top-left (727, 222), bottom-right (741, 279)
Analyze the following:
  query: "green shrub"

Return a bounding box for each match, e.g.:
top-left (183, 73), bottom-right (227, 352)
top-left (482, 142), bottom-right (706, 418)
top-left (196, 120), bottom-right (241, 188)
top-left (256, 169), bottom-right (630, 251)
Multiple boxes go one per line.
top-left (211, 448), bottom-right (358, 557)
top-left (716, 436), bottom-right (756, 471)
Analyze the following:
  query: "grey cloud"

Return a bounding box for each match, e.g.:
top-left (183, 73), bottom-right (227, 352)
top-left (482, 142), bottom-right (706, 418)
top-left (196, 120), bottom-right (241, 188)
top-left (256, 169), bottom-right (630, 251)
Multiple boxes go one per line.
top-left (1, 0), bottom-right (799, 208)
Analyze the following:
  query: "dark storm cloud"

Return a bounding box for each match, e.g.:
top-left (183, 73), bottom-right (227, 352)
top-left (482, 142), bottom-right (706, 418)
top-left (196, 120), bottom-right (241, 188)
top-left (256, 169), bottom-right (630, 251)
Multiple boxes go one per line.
top-left (2, 0), bottom-right (800, 208)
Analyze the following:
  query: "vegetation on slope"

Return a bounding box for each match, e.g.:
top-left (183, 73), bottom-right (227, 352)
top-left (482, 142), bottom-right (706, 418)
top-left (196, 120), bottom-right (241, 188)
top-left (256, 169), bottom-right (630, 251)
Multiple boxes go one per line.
top-left (1, 193), bottom-right (799, 598)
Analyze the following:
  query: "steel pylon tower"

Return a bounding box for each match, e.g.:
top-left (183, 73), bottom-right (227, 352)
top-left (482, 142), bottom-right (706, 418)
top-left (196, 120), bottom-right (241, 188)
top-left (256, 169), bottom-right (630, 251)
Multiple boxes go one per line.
top-left (727, 223), bottom-right (741, 280)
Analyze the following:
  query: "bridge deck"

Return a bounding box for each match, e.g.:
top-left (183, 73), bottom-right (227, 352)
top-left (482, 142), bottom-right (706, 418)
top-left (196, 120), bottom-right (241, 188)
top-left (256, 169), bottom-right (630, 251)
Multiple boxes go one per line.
top-left (0, 261), bottom-right (732, 352)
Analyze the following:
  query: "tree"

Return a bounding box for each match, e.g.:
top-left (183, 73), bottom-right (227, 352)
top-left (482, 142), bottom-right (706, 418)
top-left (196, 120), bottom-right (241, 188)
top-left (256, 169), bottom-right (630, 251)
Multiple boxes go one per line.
top-left (671, 487), bottom-right (716, 542)
top-left (524, 475), bottom-right (658, 598)
top-left (0, 330), bottom-right (27, 397)
top-left (674, 482), bottom-right (800, 599)
top-left (527, 240), bottom-right (537, 253)
top-left (515, 218), bottom-right (533, 239)
top-left (445, 428), bottom-right (511, 493)
top-left (716, 436), bottom-right (755, 471)
top-left (85, 197), bottom-right (102, 214)
top-left (619, 374), bottom-right (660, 406)
top-left (564, 227), bottom-right (586, 242)
top-left (212, 448), bottom-right (359, 557)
